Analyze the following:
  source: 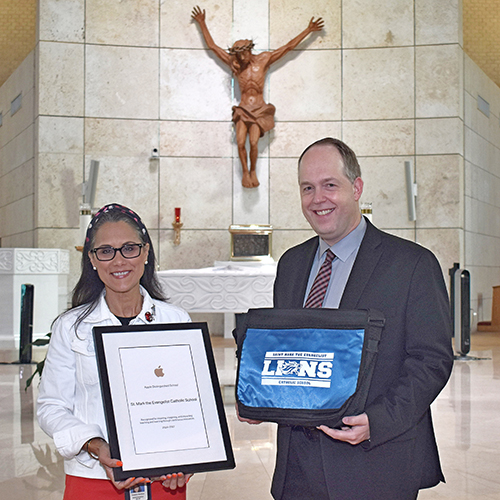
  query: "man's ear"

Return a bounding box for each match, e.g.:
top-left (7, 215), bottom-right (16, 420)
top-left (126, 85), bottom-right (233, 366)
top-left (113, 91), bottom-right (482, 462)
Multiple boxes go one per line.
top-left (353, 177), bottom-right (363, 201)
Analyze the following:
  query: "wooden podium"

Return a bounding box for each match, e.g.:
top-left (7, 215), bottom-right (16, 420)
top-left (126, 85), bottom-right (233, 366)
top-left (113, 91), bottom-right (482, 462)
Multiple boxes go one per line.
top-left (477, 285), bottom-right (500, 332)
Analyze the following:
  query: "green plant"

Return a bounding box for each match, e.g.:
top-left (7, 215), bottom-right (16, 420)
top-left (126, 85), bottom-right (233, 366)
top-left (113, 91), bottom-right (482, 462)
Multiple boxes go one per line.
top-left (24, 332), bottom-right (51, 390)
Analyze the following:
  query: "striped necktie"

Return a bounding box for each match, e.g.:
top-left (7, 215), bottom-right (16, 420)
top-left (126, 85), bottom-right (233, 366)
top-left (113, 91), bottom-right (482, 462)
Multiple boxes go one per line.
top-left (304, 249), bottom-right (335, 308)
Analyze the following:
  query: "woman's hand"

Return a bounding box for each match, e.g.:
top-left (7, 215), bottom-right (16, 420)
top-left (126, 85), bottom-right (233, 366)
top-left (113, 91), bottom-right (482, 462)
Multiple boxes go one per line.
top-left (86, 438), bottom-right (148, 490)
top-left (160, 472), bottom-right (192, 490)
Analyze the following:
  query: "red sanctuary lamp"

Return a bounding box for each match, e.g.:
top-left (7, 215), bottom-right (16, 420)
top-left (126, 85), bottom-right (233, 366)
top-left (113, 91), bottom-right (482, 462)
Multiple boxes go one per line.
top-left (172, 207), bottom-right (183, 245)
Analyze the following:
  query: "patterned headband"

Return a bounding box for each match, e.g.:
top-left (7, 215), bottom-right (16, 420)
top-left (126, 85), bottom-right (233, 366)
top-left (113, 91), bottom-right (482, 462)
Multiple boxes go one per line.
top-left (85, 203), bottom-right (147, 245)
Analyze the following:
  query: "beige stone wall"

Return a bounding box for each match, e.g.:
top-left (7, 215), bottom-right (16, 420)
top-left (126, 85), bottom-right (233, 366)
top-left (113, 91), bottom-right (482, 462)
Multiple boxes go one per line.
top-left (464, 54), bottom-right (500, 324)
top-left (0, 51), bottom-right (36, 247)
top-left (4, 0), bottom-right (500, 324)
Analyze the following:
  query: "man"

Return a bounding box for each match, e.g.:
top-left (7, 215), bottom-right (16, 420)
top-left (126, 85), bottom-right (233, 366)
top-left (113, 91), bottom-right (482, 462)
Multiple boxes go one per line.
top-left (241, 138), bottom-right (454, 499)
top-left (191, 6), bottom-right (323, 188)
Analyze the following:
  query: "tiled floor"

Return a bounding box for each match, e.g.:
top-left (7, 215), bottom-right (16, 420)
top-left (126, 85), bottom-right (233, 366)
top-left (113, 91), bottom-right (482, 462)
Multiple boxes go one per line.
top-left (0, 331), bottom-right (499, 499)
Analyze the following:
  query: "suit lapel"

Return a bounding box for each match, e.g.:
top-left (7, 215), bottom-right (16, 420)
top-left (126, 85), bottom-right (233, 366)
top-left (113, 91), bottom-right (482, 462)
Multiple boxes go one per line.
top-left (339, 220), bottom-right (383, 310)
top-left (293, 238), bottom-right (319, 307)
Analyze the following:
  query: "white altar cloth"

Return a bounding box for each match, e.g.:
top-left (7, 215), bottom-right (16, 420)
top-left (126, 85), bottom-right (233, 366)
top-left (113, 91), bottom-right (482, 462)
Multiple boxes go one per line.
top-left (157, 263), bottom-right (277, 338)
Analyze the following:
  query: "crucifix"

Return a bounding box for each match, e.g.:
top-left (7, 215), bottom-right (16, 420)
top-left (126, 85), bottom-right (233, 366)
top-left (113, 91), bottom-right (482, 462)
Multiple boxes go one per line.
top-left (192, 6), bottom-right (324, 188)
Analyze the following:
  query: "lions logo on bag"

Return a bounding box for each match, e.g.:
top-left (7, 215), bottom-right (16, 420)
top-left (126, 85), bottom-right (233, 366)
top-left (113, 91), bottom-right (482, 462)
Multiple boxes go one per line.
top-left (235, 309), bottom-right (385, 425)
top-left (261, 351), bottom-right (334, 388)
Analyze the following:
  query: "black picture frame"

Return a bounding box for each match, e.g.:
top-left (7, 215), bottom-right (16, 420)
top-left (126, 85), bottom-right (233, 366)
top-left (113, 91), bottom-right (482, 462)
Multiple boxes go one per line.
top-left (93, 322), bottom-right (235, 481)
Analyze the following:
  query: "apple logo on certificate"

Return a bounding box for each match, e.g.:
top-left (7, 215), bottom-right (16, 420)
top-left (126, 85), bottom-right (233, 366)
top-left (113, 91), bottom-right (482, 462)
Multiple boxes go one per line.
top-left (154, 365), bottom-right (164, 377)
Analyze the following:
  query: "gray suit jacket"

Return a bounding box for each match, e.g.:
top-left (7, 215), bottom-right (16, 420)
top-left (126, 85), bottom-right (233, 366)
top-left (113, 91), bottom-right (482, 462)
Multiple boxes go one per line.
top-left (272, 219), bottom-right (454, 499)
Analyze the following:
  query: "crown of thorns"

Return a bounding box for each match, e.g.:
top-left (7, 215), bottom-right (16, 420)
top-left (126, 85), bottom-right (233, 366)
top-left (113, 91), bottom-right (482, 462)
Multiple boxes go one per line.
top-left (228, 41), bottom-right (255, 54)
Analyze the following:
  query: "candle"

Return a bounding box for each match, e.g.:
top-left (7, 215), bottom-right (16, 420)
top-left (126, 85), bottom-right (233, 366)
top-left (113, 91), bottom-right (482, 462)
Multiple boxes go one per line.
top-left (175, 207), bottom-right (181, 222)
top-left (79, 204), bottom-right (92, 245)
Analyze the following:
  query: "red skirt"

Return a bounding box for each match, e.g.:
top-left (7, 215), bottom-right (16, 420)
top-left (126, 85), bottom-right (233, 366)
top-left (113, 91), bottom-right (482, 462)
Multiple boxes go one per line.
top-left (63, 475), bottom-right (187, 499)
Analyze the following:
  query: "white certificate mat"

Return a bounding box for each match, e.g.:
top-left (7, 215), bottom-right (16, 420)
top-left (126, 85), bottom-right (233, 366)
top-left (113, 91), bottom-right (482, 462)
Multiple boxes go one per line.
top-left (93, 322), bottom-right (235, 480)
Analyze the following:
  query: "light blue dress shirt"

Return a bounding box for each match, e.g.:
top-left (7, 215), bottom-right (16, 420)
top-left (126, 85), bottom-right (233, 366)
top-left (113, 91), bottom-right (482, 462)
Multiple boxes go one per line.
top-left (303, 216), bottom-right (367, 308)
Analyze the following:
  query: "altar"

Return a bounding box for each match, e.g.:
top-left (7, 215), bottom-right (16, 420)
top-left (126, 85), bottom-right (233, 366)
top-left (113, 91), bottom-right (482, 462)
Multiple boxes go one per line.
top-left (157, 262), bottom-right (277, 338)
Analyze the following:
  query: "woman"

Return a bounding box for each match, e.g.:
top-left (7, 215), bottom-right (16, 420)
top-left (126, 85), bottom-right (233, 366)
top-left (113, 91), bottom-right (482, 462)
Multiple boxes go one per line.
top-left (37, 204), bottom-right (191, 499)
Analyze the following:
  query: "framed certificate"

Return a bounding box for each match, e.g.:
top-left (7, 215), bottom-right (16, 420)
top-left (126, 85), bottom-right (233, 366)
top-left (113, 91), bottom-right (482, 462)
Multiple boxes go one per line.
top-left (93, 322), bottom-right (235, 480)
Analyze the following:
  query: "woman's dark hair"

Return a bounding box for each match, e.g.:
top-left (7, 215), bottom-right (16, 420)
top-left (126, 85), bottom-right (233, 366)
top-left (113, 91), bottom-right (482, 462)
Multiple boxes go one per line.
top-left (70, 204), bottom-right (166, 329)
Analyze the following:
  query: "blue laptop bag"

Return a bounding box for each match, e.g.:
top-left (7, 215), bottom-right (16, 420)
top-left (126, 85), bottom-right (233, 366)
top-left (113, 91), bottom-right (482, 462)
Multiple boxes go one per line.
top-left (234, 308), bottom-right (385, 428)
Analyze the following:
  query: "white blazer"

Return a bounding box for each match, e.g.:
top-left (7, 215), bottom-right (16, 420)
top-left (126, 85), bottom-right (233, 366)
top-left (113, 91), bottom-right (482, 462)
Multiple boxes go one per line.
top-left (37, 287), bottom-right (191, 480)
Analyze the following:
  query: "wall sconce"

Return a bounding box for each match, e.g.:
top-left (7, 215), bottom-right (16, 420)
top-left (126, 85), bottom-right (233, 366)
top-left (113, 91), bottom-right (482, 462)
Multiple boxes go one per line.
top-left (172, 207), bottom-right (183, 245)
top-left (405, 160), bottom-right (417, 221)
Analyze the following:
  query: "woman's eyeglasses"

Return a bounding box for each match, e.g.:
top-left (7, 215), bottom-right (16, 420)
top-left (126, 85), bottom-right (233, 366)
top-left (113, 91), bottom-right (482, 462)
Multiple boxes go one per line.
top-left (91, 243), bottom-right (145, 261)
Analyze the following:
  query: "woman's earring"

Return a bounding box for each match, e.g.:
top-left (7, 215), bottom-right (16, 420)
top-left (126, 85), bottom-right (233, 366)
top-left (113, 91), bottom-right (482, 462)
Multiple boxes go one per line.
top-left (145, 261), bottom-right (148, 265)
top-left (93, 266), bottom-right (97, 271)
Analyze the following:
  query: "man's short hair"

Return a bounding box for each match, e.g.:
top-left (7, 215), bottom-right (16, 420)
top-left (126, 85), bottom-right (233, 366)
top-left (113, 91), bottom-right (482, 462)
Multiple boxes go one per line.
top-left (298, 137), bottom-right (362, 183)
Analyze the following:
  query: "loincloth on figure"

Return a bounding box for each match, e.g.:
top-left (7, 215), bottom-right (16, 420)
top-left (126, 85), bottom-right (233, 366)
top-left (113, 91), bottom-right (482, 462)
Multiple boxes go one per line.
top-left (232, 102), bottom-right (276, 137)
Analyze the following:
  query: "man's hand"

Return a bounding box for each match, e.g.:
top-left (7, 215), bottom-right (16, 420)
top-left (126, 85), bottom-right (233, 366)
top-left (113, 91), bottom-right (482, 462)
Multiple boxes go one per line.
top-left (191, 5), bottom-right (206, 24)
top-left (308, 17), bottom-right (324, 32)
top-left (317, 413), bottom-right (370, 445)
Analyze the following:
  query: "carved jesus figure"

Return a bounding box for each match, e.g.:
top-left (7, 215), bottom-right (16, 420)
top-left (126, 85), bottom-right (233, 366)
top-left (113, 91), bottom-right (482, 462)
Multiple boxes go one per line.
top-left (192, 6), bottom-right (324, 188)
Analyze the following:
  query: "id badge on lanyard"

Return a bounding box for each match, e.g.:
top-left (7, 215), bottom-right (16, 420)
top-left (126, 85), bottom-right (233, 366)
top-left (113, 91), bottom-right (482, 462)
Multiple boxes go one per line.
top-left (125, 483), bottom-right (152, 500)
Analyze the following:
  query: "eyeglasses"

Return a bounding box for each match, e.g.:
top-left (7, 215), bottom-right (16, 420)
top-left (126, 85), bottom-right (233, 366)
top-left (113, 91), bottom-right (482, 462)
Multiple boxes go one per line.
top-left (91, 243), bottom-right (145, 261)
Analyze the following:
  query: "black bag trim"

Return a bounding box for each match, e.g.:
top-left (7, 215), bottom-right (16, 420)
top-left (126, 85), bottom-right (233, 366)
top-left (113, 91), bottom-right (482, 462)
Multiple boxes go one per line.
top-left (234, 308), bottom-right (385, 428)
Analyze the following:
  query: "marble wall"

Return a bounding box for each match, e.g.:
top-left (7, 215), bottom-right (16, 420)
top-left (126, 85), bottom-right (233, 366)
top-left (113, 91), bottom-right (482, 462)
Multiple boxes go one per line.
top-left (464, 55), bottom-right (500, 324)
top-left (1, 0), bottom-right (499, 325)
top-left (0, 51), bottom-right (36, 248)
